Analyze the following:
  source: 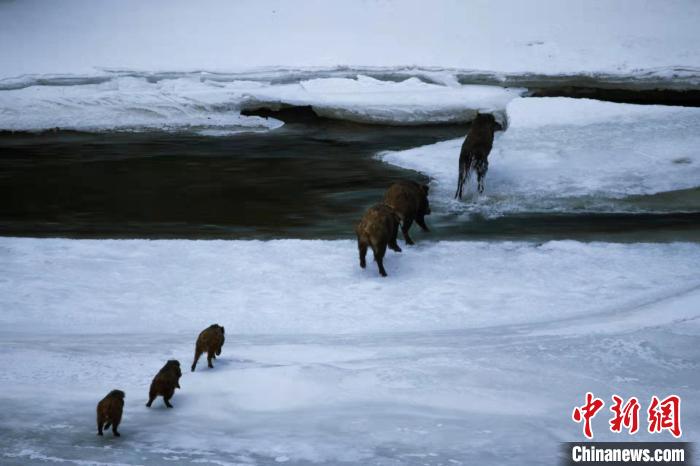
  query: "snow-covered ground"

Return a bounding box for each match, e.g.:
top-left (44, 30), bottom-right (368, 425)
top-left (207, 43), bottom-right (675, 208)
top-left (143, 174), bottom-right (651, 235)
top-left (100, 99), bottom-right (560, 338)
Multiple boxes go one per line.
top-left (0, 75), bottom-right (523, 132)
top-left (381, 97), bottom-right (700, 216)
top-left (1, 238), bottom-right (699, 465)
top-left (4, 239), bottom-right (700, 334)
top-left (1, 0), bottom-right (699, 79)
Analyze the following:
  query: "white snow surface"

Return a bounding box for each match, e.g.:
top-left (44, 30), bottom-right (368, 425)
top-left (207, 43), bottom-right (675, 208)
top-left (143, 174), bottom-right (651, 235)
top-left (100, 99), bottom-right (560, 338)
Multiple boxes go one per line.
top-left (0, 75), bottom-right (522, 132)
top-left (381, 97), bottom-right (700, 214)
top-left (0, 0), bottom-right (698, 78)
top-left (3, 238), bottom-right (699, 335)
top-left (1, 238), bottom-right (700, 465)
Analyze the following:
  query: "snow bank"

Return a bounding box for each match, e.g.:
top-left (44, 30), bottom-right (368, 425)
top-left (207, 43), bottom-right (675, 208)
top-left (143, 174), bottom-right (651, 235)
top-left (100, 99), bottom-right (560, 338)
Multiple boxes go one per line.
top-left (506, 96), bottom-right (699, 128)
top-left (381, 97), bottom-right (700, 214)
top-left (2, 238), bottom-right (699, 335)
top-left (0, 75), bottom-right (522, 132)
top-left (0, 77), bottom-right (283, 134)
top-left (0, 0), bottom-right (698, 78)
top-left (258, 76), bottom-right (522, 125)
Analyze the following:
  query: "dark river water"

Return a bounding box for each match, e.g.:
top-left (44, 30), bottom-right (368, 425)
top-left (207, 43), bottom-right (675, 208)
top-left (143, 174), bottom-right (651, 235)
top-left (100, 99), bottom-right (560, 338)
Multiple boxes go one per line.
top-left (1, 119), bottom-right (699, 242)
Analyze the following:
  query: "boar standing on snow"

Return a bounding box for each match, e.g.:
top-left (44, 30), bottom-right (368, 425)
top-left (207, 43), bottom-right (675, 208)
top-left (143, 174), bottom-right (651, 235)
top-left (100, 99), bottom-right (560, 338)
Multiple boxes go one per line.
top-left (96, 389), bottom-right (125, 437)
top-left (455, 113), bottom-right (503, 198)
top-left (146, 360), bottom-right (182, 408)
top-left (383, 180), bottom-right (431, 245)
top-left (191, 324), bottom-right (225, 372)
top-left (356, 204), bottom-right (402, 277)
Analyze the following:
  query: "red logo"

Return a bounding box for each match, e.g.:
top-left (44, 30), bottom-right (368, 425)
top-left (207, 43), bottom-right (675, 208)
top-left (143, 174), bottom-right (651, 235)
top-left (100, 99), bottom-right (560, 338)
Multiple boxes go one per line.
top-left (609, 395), bottom-right (640, 434)
top-left (572, 393), bottom-right (682, 439)
top-left (572, 392), bottom-right (605, 439)
top-left (648, 395), bottom-right (682, 438)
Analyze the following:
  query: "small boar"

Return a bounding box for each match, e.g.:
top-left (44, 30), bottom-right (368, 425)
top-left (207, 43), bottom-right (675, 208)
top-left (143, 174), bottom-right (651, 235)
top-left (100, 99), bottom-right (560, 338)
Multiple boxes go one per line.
top-left (146, 360), bottom-right (182, 408)
top-left (383, 180), bottom-right (431, 245)
top-left (455, 113), bottom-right (503, 198)
top-left (356, 204), bottom-right (402, 277)
top-left (191, 324), bottom-right (225, 372)
top-left (96, 389), bottom-right (125, 437)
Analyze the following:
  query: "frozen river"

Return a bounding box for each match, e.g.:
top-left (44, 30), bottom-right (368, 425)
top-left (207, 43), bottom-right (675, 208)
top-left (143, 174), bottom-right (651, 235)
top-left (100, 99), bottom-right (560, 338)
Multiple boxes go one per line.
top-left (1, 239), bottom-right (699, 465)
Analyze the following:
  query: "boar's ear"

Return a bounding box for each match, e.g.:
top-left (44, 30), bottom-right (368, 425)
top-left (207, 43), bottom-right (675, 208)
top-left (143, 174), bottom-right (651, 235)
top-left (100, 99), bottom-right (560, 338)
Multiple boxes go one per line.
top-left (422, 184), bottom-right (429, 194)
top-left (221, 326), bottom-right (225, 334)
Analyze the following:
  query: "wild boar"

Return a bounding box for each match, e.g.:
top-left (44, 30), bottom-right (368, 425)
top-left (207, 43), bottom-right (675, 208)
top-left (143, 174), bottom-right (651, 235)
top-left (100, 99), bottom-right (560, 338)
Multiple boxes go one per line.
top-left (191, 324), bottom-right (225, 372)
top-left (384, 180), bottom-right (431, 245)
top-left (96, 389), bottom-right (125, 437)
top-left (455, 113), bottom-right (502, 198)
top-left (146, 360), bottom-right (182, 409)
top-left (356, 204), bottom-right (402, 277)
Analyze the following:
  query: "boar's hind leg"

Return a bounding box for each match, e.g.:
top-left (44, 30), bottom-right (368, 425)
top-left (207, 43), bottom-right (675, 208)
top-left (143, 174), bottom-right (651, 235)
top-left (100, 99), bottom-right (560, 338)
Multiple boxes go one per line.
top-left (455, 160), bottom-right (467, 199)
top-left (358, 241), bottom-right (368, 268)
top-left (207, 350), bottom-right (215, 368)
top-left (475, 159), bottom-right (488, 194)
top-left (372, 242), bottom-right (388, 277)
top-left (389, 221), bottom-right (402, 252)
top-left (112, 413), bottom-right (122, 437)
top-left (191, 349), bottom-right (203, 372)
top-left (146, 390), bottom-right (156, 407)
top-left (401, 218), bottom-right (415, 245)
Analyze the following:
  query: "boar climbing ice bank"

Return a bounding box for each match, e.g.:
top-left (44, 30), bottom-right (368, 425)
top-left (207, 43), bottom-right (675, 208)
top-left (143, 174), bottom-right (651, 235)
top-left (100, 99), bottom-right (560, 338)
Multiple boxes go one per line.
top-left (191, 324), bottom-right (225, 372)
top-left (455, 113), bottom-right (503, 198)
top-left (356, 204), bottom-right (402, 277)
top-left (96, 389), bottom-right (125, 437)
top-left (383, 180), bottom-right (431, 245)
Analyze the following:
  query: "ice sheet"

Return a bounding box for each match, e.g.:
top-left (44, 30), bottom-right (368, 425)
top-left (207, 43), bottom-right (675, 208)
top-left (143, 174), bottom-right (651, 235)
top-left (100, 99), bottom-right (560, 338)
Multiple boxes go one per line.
top-left (1, 237), bottom-right (699, 465)
top-left (2, 238), bottom-right (699, 335)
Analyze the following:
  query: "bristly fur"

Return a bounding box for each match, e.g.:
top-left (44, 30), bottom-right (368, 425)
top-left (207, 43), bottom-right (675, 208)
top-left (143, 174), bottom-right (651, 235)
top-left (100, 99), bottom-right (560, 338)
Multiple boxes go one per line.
top-left (97, 389), bottom-right (125, 437)
top-left (355, 203), bottom-right (402, 277)
top-left (146, 360), bottom-right (182, 408)
top-left (455, 113), bottom-right (502, 198)
top-left (191, 324), bottom-right (225, 372)
top-left (383, 180), bottom-right (431, 246)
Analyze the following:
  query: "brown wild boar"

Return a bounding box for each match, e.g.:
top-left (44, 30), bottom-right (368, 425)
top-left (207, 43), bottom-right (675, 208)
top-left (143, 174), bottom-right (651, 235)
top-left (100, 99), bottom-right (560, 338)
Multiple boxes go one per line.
top-left (191, 324), bottom-right (225, 372)
top-left (356, 204), bottom-right (402, 277)
top-left (455, 113), bottom-right (503, 198)
top-left (96, 389), bottom-right (125, 437)
top-left (383, 180), bottom-right (431, 245)
top-left (146, 360), bottom-right (182, 408)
